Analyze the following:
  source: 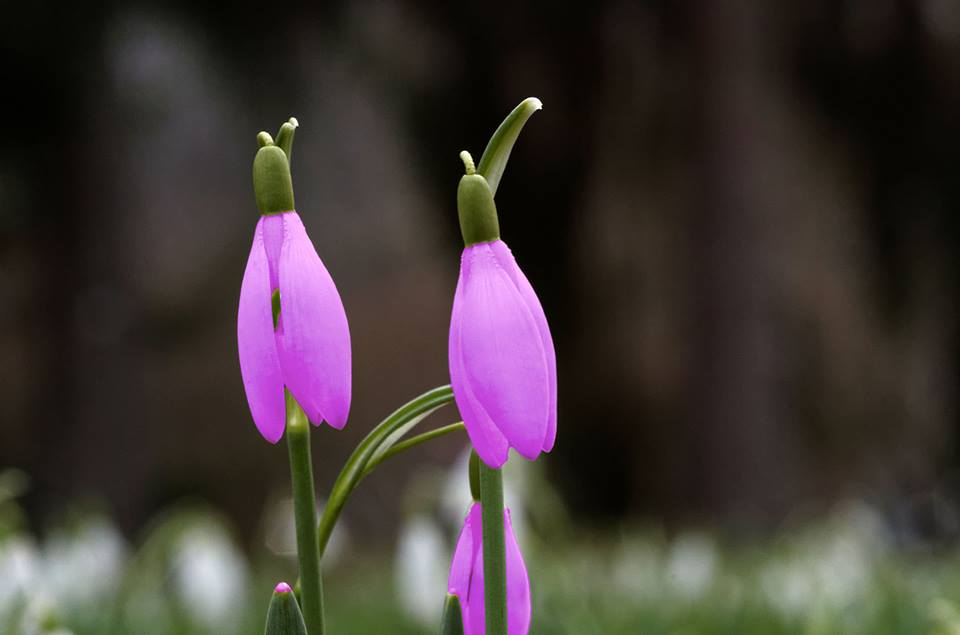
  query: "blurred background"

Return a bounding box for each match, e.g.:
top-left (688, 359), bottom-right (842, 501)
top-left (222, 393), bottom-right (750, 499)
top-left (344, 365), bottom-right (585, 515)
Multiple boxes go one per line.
top-left (2, 1), bottom-right (960, 633)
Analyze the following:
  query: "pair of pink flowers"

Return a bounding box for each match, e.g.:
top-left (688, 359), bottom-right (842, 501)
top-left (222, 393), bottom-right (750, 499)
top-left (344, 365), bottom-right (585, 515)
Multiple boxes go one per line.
top-left (237, 214), bottom-right (557, 470)
top-left (238, 192), bottom-right (553, 635)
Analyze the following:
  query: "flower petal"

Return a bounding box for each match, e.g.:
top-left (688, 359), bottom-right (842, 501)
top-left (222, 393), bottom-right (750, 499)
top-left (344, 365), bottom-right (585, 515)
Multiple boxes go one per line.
top-left (237, 218), bottom-right (285, 443)
top-left (261, 213), bottom-right (285, 291)
top-left (458, 244), bottom-right (549, 460)
top-left (448, 504), bottom-right (531, 635)
top-left (490, 240), bottom-right (557, 452)
top-left (450, 259), bottom-right (510, 468)
top-left (276, 212), bottom-right (352, 429)
top-left (466, 503), bottom-right (486, 635)
top-left (448, 503), bottom-right (482, 635)
top-left (504, 508), bottom-right (532, 634)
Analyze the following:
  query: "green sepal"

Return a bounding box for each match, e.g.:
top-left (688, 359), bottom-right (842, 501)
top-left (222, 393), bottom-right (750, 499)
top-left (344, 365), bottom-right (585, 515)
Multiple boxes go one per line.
top-left (476, 97), bottom-right (542, 197)
top-left (457, 153), bottom-right (500, 246)
top-left (440, 594), bottom-right (465, 635)
top-left (264, 583), bottom-right (308, 635)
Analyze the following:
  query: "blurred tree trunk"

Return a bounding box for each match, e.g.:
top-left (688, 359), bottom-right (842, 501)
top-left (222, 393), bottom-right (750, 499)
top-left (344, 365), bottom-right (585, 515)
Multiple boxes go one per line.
top-left (689, 0), bottom-right (798, 520)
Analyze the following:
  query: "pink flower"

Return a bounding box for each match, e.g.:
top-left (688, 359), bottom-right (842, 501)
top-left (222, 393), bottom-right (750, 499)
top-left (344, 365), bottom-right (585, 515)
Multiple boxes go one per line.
top-left (237, 211), bottom-right (351, 442)
top-left (448, 502), bottom-right (531, 635)
top-left (448, 239), bottom-right (557, 467)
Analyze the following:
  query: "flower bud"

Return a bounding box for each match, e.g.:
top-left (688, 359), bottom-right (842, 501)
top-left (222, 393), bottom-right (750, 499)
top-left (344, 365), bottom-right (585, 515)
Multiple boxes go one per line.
top-left (264, 582), bottom-right (307, 635)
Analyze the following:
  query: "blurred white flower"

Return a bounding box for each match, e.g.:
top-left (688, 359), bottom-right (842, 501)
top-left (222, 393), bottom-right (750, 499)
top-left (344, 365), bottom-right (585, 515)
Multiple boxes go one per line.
top-left (439, 449), bottom-right (473, 530)
top-left (761, 500), bottom-right (887, 618)
top-left (42, 518), bottom-right (127, 609)
top-left (263, 496), bottom-right (349, 568)
top-left (0, 536), bottom-right (39, 618)
top-left (760, 555), bottom-right (817, 618)
top-left (171, 523), bottom-right (249, 631)
top-left (395, 514), bottom-right (448, 627)
top-left (17, 589), bottom-right (62, 635)
top-left (611, 536), bottom-right (663, 602)
top-left (665, 532), bottom-right (717, 600)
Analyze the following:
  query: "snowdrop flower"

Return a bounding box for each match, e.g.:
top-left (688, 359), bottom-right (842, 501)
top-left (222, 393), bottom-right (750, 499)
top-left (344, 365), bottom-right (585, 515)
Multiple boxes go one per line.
top-left (449, 153), bottom-right (556, 468)
top-left (238, 120), bottom-right (351, 442)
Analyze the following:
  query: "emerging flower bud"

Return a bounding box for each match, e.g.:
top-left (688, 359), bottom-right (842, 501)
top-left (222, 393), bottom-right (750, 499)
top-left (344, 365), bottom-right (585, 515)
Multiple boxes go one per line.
top-left (447, 502), bottom-right (531, 635)
top-left (264, 581), bottom-right (307, 635)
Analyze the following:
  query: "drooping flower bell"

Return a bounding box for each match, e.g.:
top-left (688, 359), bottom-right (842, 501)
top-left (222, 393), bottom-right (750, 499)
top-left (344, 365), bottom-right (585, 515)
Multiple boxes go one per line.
top-left (238, 119), bottom-right (351, 443)
top-left (447, 502), bottom-right (531, 635)
top-left (448, 151), bottom-right (557, 468)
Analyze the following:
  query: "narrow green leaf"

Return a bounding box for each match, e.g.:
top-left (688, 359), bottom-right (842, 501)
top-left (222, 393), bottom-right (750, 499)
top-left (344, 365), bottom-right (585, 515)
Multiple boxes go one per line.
top-left (264, 583), bottom-right (308, 635)
top-left (317, 385), bottom-right (455, 556)
top-left (361, 422), bottom-right (466, 478)
top-left (440, 594), bottom-right (465, 635)
top-left (476, 97), bottom-right (543, 197)
top-left (364, 408), bottom-right (447, 471)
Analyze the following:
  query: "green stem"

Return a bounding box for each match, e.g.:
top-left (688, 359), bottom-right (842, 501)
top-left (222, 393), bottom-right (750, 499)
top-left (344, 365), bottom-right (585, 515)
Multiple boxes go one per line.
top-left (360, 422), bottom-right (465, 478)
top-left (479, 462), bottom-right (507, 635)
top-left (285, 390), bottom-right (325, 635)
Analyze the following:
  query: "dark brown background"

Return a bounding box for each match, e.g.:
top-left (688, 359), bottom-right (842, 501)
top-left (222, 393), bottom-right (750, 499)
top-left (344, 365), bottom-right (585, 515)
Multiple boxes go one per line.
top-left (1, 0), bottom-right (958, 545)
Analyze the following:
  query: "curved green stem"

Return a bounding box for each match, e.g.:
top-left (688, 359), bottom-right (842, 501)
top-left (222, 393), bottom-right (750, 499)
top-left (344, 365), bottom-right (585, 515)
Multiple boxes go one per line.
top-left (317, 385), bottom-right (455, 557)
top-left (479, 463), bottom-right (507, 635)
top-left (476, 97), bottom-right (542, 197)
top-left (285, 390), bottom-right (325, 635)
top-left (360, 422), bottom-right (465, 478)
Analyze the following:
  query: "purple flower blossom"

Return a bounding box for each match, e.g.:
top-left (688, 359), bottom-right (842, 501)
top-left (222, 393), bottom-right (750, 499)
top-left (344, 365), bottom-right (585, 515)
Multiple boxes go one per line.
top-left (448, 502), bottom-right (531, 635)
top-left (238, 211), bottom-right (351, 443)
top-left (448, 239), bottom-right (557, 467)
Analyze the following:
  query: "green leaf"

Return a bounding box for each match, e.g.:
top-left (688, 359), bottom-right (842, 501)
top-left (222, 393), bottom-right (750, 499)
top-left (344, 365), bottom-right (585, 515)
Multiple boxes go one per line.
top-left (440, 594), bottom-right (464, 635)
top-left (361, 422), bottom-right (466, 478)
top-left (476, 97), bottom-right (542, 197)
top-left (264, 583), bottom-right (308, 635)
top-left (365, 408), bottom-right (446, 471)
top-left (317, 385), bottom-right (455, 556)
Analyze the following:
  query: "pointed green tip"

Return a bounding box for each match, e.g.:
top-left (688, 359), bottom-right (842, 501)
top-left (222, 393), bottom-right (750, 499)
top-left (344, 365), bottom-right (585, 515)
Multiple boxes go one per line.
top-left (265, 582), bottom-right (308, 635)
top-left (476, 97), bottom-right (543, 197)
top-left (257, 131), bottom-right (274, 148)
top-left (441, 594), bottom-right (465, 635)
top-left (521, 96), bottom-right (543, 112)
